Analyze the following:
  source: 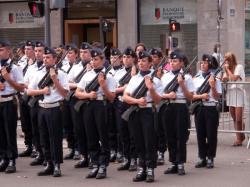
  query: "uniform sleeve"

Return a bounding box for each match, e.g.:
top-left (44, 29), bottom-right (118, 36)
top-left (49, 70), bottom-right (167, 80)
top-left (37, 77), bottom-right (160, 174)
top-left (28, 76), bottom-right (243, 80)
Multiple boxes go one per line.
top-left (106, 75), bottom-right (116, 93)
top-left (67, 65), bottom-right (76, 82)
top-left (215, 79), bottom-right (222, 94)
top-left (13, 65), bottom-right (24, 84)
top-left (185, 75), bottom-right (195, 93)
top-left (28, 73), bottom-right (39, 89)
top-left (58, 71), bottom-right (69, 90)
top-left (124, 77), bottom-right (135, 95)
top-left (153, 77), bottom-right (163, 96)
top-left (77, 74), bottom-right (87, 90)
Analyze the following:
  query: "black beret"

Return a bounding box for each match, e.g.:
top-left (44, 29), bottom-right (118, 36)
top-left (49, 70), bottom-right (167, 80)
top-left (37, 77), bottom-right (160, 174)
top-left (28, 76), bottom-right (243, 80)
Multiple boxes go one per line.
top-left (35, 41), bottom-right (45, 47)
top-left (0, 40), bottom-right (11, 48)
top-left (81, 42), bottom-right (92, 50)
top-left (202, 54), bottom-right (212, 62)
top-left (123, 47), bottom-right (136, 57)
top-left (110, 48), bottom-right (121, 56)
top-left (25, 40), bottom-right (34, 47)
top-left (44, 47), bottom-right (56, 55)
top-left (170, 50), bottom-right (184, 60)
top-left (66, 43), bottom-right (78, 51)
top-left (17, 41), bottom-right (25, 49)
top-left (58, 44), bottom-right (65, 49)
top-left (138, 51), bottom-right (151, 59)
top-left (91, 48), bottom-right (103, 58)
top-left (149, 48), bottom-right (163, 57)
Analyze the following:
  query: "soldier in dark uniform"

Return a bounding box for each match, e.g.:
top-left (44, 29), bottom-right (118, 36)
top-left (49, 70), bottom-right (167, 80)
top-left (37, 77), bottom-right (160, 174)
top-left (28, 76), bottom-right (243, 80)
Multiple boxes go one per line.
top-left (149, 47), bottom-right (167, 166)
top-left (108, 48), bottom-right (123, 163)
top-left (75, 48), bottom-right (116, 179)
top-left (24, 41), bottom-right (45, 166)
top-left (192, 54), bottom-right (221, 169)
top-left (61, 43), bottom-right (80, 160)
top-left (18, 40), bottom-right (35, 157)
top-left (27, 47), bottom-right (69, 177)
top-left (67, 42), bottom-right (92, 168)
top-left (0, 40), bottom-right (24, 173)
top-left (123, 51), bottom-right (163, 183)
top-left (116, 47), bottom-right (137, 172)
top-left (161, 50), bottom-right (194, 175)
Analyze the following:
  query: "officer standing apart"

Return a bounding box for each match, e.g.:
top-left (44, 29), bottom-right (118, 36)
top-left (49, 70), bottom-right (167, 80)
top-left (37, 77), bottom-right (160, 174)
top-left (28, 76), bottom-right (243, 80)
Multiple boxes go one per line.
top-left (0, 40), bottom-right (24, 173)
top-left (193, 54), bottom-right (221, 169)
top-left (75, 48), bottom-right (116, 179)
top-left (123, 51), bottom-right (163, 183)
top-left (161, 50), bottom-right (194, 175)
top-left (27, 47), bottom-right (69, 177)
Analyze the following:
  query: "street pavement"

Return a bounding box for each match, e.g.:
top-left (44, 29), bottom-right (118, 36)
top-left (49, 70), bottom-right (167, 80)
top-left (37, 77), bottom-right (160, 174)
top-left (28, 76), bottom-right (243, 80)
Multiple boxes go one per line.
top-left (1, 124), bottom-right (250, 187)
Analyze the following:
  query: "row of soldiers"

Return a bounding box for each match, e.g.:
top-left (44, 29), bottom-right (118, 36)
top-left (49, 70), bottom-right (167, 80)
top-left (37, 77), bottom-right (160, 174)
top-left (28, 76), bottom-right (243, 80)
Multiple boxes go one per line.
top-left (0, 39), bottom-right (222, 183)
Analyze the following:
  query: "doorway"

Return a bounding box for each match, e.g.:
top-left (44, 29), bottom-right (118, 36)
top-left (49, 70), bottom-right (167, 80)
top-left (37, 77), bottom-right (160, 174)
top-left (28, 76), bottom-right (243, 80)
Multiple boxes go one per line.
top-left (64, 19), bottom-right (117, 48)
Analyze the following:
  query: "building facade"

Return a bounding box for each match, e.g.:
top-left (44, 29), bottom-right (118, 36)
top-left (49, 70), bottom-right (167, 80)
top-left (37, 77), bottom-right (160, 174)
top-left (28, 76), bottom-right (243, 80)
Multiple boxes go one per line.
top-left (0, 0), bottom-right (248, 74)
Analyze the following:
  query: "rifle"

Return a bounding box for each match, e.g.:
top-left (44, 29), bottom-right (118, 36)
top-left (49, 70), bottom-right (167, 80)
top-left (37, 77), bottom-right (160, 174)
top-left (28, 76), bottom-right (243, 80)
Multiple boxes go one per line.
top-left (74, 65), bottom-right (112, 112)
top-left (0, 61), bottom-right (13, 83)
top-left (121, 56), bottom-right (167, 121)
top-left (118, 67), bottom-right (132, 87)
top-left (189, 60), bottom-right (225, 114)
top-left (65, 62), bottom-right (90, 101)
top-left (27, 50), bottom-right (68, 107)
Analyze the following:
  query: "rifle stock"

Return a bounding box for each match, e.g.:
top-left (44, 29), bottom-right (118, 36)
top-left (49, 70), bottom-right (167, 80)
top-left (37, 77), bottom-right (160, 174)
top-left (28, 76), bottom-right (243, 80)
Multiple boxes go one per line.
top-left (121, 105), bottom-right (138, 121)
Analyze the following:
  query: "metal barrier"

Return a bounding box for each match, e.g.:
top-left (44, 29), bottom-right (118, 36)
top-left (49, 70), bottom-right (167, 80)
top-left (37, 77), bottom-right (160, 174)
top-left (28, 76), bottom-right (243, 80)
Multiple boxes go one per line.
top-left (189, 81), bottom-right (250, 148)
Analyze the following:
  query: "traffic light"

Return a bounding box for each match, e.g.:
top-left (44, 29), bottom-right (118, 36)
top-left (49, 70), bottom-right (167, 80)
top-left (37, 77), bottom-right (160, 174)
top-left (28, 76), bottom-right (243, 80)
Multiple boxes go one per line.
top-left (28, 0), bottom-right (44, 17)
top-left (102, 20), bottom-right (112, 32)
top-left (170, 21), bottom-right (180, 32)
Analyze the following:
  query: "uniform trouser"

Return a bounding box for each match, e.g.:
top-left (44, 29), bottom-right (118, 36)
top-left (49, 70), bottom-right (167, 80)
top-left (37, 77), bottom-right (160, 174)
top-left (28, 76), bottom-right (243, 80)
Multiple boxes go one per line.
top-left (38, 106), bottom-right (63, 164)
top-left (114, 100), bottom-right (137, 160)
top-left (0, 100), bottom-right (18, 159)
top-left (155, 106), bottom-right (167, 153)
top-left (162, 103), bottom-right (189, 164)
top-left (84, 100), bottom-right (109, 166)
top-left (19, 97), bottom-right (32, 147)
top-left (69, 97), bottom-right (88, 157)
top-left (30, 106), bottom-right (42, 153)
top-left (194, 106), bottom-right (219, 159)
top-left (61, 100), bottom-right (75, 150)
top-left (129, 108), bottom-right (157, 168)
top-left (107, 102), bottom-right (122, 152)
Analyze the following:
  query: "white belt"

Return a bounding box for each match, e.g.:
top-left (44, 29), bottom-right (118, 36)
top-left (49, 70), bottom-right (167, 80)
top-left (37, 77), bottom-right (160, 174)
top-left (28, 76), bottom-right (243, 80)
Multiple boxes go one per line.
top-left (169, 99), bottom-right (187, 104)
top-left (202, 102), bottom-right (217, 106)
top-left (139, 103), bottom-right (153, 108)
top-left (39, 102), bottom-right (60, 108)
top-left (118, 95), bottom-right (123, 102)
top-left (96, 95), bottom-right (104, 101)
top-left (0, 96), bottom-right (13, 103)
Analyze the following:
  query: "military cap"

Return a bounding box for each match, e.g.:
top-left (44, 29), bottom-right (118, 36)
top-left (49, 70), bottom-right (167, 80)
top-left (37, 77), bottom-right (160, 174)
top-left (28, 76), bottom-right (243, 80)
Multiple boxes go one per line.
top-left (17, 41), bottom-right (25, 50)
top-left (91, 48), bottom-right (103, 58)
top-left (44, 47), bottom-right (56, 55)
top-left (110, 48), bottom-right (121, 56)
top-left (170, 50), bottom-right (184, 60)
top-left (25, 40), bottom-right (34, 47)
top-left (202, 54), bottom-right (212, 62)
top-left (123, 47), bottom-right (136, 57)
top-left (138, 51), bottom-right (151, 59)
top-left (35, 41), bottom-right (45, 47)
top-left (58, 44), bottom-right (65, 49)
top-left (66, 43), bottom-right (78, 51)
top-left (149, 48), bottom-right (163, 57)
top-left (0, 40), bottom-right (11, 48)
top-left (81, 42), bottom-right (92, 50)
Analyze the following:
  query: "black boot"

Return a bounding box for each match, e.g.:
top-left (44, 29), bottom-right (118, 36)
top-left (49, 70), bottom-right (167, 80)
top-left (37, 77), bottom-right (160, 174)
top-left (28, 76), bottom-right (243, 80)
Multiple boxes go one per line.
top-left (115, 152), bottom-right (123, 163)
top-left (195, 158), bottom-right (207, 168)
top-left (177, 164), bottom-right (185, 175)
top-left (73, 150), bottom-right (81, 160)
top-left (37, 161), bottom-right (54, 176)
top-left (128, 158), bottom-right (137, 171)
top-left (206, 158), bottom-right (214, 169)
top-left (53, 163), bottom-right (62, 177)
top-left (157, 152), bottom-right (165, 166)
top-left (164, 164), bottom-right (178, 174)
top-left (30, 150), bottom-right (38, 158)
top-left (96, 165), bottom-right (107, 179)
top-left (109, 150), bottom-right (116, 162)
top-left (64, 148), bottom-right (74, 160)
top-left (5, 160), bottom-right (16, 174)
top-left (86, 165), bottom-right (99, 178)
top-left (18, 146), bottom-right (32, 157)
top-left (146, 167), bottom-right (154, 183)
top-left (74, 156), bottom-right (88, 168)
top-left (133, 167), bottom-right (147, 182)
top-left (30, 152), bottom-right (44, 166)
top-left (0, 159), bottom-right (9, 172)
top-left (117, 158), bottom-right (130, 171)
